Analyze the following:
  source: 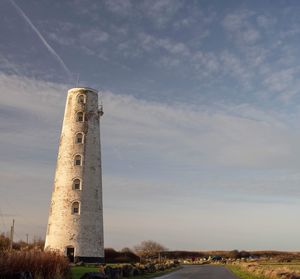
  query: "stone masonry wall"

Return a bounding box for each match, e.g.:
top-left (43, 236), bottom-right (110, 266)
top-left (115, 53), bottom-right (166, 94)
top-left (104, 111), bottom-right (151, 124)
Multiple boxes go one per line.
top-left (44, 87), bottom-right (104, 259)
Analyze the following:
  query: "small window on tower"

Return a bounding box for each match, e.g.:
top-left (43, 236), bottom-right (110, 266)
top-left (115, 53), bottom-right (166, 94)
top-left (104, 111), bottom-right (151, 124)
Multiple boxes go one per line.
top-left (74, 155), bottom-right (82, 166)
top-left (76, 112), bottom-right (84, 122)
top-left (72, 202), bottom-right (80, 214)
top-left (78, 94), bottom-right (86, 104)
top-left (76, 133), bottom-right (84, 144)
top-left (73, 179), bottom-right (81, 190)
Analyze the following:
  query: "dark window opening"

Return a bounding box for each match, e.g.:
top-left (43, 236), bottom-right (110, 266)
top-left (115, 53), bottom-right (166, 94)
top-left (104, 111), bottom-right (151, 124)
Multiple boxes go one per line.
top-left (76, 133), bottom-right (83, 144)
top-left (72, 202), bottom-right (80, 214)
top-left (73, 179), bottom-right (81, 190)
top-left (74, 155), bottom-right (82, 166)
top-left (78, 94), bottom-right (86, 104)
top-left (76, 112), bottom-right (84, 122)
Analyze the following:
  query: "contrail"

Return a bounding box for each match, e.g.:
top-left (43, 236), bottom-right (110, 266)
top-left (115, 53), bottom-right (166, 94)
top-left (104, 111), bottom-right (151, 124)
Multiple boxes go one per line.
top-left (9, 0), bottom-right (72, 77)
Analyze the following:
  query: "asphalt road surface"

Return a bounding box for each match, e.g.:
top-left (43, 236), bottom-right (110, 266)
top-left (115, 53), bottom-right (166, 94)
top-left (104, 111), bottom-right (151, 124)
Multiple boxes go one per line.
top-left (155, 265), bottom-right (238, 279)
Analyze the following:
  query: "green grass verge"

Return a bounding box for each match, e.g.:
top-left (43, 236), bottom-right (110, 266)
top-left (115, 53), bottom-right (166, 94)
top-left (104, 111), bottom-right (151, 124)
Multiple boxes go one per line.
top-left (71, 266), bottom-right (99, 279)
top-left (226, 265), bottom-right (267, 279)
top-left (71, 266), bottom-right (181, 279)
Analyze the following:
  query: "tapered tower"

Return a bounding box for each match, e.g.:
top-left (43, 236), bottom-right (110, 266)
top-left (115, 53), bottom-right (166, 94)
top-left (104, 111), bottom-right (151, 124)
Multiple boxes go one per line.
top-left (45, 87), bottom-right (104, 263)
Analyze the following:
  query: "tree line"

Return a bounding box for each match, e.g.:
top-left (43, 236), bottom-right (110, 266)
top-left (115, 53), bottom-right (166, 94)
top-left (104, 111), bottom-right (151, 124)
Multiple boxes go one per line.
top-left (2, 234), bottom-right (300, 262)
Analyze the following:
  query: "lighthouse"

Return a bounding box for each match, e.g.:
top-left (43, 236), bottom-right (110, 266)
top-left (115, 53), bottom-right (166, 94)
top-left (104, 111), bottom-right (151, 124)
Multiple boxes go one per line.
top-left (44, 87), bottom-right (104, 263)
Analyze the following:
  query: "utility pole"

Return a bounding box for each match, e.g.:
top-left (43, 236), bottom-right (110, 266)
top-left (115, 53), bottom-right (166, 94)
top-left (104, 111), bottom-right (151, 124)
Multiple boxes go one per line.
top-left (26, 233), bottom-right (29, 245)
top-left (9, 219), bottom-right (15, 250)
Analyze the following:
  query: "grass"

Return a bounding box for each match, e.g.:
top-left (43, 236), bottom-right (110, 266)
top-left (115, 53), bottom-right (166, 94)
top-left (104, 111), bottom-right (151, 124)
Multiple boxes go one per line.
top-left (226, 265), bottom-right (267, 279)
top-left (71, 266), bottom-right (181, 279)
top-left (71, 266), bottom-right (99, 279)
top-left (258, 261), bottom-right (300, 272)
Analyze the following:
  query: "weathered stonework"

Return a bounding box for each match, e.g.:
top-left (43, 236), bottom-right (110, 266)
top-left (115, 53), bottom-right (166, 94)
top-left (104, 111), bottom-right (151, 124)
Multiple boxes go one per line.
top-left (44, 87), bottom-right (104, 263)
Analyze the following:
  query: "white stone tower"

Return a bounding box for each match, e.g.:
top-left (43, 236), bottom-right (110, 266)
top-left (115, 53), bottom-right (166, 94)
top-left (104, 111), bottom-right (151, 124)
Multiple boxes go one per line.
top-left (45, 87), bottom-right (104, 263)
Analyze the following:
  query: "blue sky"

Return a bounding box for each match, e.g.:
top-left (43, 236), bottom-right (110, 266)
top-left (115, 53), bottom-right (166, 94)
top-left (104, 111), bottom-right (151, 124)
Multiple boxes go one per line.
top-left (2, 0), bottom-right (300, 251)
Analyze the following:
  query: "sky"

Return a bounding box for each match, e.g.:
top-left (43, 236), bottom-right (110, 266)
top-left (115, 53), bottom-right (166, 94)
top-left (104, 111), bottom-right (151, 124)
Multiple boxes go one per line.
top-left (1, 0), bottom-right (300, 251)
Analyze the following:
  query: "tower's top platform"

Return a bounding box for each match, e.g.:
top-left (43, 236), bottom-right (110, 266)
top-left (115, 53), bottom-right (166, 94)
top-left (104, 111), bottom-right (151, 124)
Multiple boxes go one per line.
top-left (68, 87), bottom-right (98, 94)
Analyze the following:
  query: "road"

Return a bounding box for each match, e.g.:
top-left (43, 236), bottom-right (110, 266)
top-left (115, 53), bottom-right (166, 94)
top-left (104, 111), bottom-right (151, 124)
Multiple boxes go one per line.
top-left (155, 265), bottom-right (238, 279)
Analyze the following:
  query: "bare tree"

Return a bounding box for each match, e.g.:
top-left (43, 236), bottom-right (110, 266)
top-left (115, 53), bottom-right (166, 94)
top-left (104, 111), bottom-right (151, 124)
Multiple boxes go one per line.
top-left (134, 240), bottom-right (167, 259)
top-left (121, 247), bottom-right (133, 253)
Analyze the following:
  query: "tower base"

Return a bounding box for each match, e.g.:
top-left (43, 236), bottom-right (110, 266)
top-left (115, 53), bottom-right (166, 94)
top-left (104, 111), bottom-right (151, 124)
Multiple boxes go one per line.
top-left (75, 256), bottom-right (105, 264)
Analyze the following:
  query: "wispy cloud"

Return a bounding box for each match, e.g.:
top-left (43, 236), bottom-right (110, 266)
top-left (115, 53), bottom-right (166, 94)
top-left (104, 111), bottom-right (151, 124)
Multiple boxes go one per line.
top-left (1, 73), bottom-right (299, 188)
top-left (80, 29), bottom-right (109, 45)
top-left (102, 89), bottom-right (300, 171)
top-left (138, 33), bottom-right (190, 56)
top-left (104, 0), bottom-right (132, 16)
top-left (223, 9), bottom-right (260, 45)
top-left (9, 0), bottom-right (72, 78)
top-left (256, 15), bottom-right (276, 29)
top-left (141, 0), bottom-right (183, 28)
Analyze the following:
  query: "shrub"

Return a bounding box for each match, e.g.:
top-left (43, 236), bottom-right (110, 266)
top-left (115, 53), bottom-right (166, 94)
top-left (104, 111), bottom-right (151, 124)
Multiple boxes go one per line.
top-left (104, 248), bottom-right (139, 263)
top-left (0, 250), bottom-right (70, 279)
top-left (0, 234), bottom-right (10, 251)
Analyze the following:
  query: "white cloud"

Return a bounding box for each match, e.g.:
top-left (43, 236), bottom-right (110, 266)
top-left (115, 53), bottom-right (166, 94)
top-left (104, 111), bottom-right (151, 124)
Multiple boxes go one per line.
top-left (242, 28), bottom-right (260, 44)
top-left (80, 29), bottom-right (109, 44)
top-left (138, 33), bottom-right (190, 56)
top-left (141, 0), bottom-right (183, 28)
top-left (46, 20), bottom-right (109, 57)
top-left (193, 51), bottom-right (220, 74)
top-left (219, 50), bottom-right (252, 85)
top-left (264, 68), bottom-right (295, 92)
top-left (104, 0), bottom-right (132, 15)
top-left (48, 32), bottom-right (75, 46)
top-left (102, 89), bottom-right (300, 170)
top-left (262, 67), bottom-right (300, 100)
top-left (0, 55), bottom-right (23, 75)
top-left (2, 73), bottom-right (298, 172)
top-left (256, 15), bottom-right (276, 29)
top-left (223, 10), bottom-right (251, 32)
top-left (223, 10), bottom-right (260, 45)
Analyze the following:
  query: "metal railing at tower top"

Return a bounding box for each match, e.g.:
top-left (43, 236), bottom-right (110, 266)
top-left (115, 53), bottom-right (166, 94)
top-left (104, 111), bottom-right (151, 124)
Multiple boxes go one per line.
top-left (98, 105), bottom-right (104, 117)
